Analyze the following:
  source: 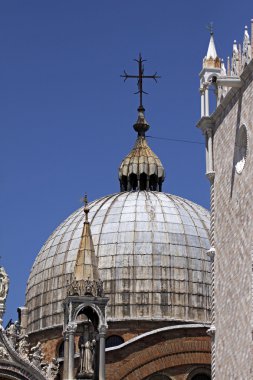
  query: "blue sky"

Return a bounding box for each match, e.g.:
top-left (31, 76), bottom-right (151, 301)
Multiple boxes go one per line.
top-left (0, 1), bottom-right (252, 322)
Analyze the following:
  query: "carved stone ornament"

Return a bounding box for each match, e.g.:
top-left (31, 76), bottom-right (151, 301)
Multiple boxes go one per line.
top-left (68, 278), bottom-right (104, 298)
top-left (17, 335), bottom-right (30, 361)
top-left (43, 357), bottom-right (59, 380)
top-left (0, 343), bottom-right (9, 360)
top-left (30, 341), bottom-right (44, 368)
top-left (66, 322), bottom-right (77, 334)
top-left (0, 267), bottom-right (9, 302)
top-left (6, 322), bottom-right (20, 348)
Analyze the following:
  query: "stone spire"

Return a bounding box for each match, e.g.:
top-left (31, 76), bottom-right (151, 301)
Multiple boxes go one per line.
top-left (119, 108), bottom-right (165, 192)
top-left (242, 25), bottom-right (251, 68)
top-left (203, 31), bottom-right (221, 69)
top-left (68, 195), bottom-right (103, 297)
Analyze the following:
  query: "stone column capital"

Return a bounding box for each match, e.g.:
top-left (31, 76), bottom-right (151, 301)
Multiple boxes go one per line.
top-left (65, 322), bottom-right (77, 335)
top-left (99, 325), bottom-right (107, 337)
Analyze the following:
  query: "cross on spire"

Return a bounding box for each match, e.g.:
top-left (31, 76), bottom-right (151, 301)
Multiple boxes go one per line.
top-left (121, 53), bottom-right (160, 111)
top-left (207, 21), bottom-right (214, 36)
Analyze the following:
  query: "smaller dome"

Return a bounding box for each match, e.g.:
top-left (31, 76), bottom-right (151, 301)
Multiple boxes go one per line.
top-left (119, 109), bottom-right (165, 192)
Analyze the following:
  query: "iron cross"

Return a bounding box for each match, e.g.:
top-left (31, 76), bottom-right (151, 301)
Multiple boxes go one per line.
top-left (121, 53), bottom-right (160, 110)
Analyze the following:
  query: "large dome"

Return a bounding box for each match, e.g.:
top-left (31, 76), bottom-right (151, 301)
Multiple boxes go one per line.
top-left (26, 191), bottom-right (211, 333)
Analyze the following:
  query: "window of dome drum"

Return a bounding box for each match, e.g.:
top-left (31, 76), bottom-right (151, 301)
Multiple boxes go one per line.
top-left (191, 375), bottom-right (211, 380)
top-left (105, 335), bottom-right (124, 348)
top-left (145, 374), bottom-right (171, 380)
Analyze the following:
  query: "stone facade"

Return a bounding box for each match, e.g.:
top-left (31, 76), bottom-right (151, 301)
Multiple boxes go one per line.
top-left (198, 59), bottom-right (253, 379)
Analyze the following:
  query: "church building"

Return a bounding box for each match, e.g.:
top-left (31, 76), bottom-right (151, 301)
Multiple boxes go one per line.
top-left (1, 18), bottom-right (252, 380)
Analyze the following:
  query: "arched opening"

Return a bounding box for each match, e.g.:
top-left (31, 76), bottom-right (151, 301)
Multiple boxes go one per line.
top-left (140, 173), bottom-right (147, 190)
top-left (58, 340), bottom-right (64, 358)
top-left (121, 175), bottom-right (128, 191)
top-left (129, 173), bottom-right (137, 191)
top-left (105, 335), bottom-right (124, 348)
top-left (145, 374), bottom-right (171, 380)
top-left (149, 174), bottom-right (158, 191)
top-left (76, 306), bottom-right (99, 330)
top-left (191, 375), bottom-right (211, 380)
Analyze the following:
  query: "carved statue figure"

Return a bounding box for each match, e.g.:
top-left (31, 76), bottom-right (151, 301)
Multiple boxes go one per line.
top-left (6, 321), bottom-right (19, 348)
top-left (17, 335), bottom-right (30, 361)
top-left (79, 335), bottom-right (95, 377)
top-left (0, 343), bottom-right (9, 360)
top-left (97, 278), bottom-right (104, 297)
top-left (43, 357), bottom-right (59, 380)
top-left (30, 341), bottom-right (43, 368)
top-left (0, 267), bottom-right (9, 302)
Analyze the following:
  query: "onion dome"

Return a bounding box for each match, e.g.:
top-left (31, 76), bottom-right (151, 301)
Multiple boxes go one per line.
top-left (119, 108), bottom-right (165, 192)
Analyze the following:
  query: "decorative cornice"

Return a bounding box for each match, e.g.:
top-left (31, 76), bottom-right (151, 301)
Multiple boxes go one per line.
top-left (196, 116), bottom-right (215, 134)
top-left (206, 171), bottom-right (215, 182)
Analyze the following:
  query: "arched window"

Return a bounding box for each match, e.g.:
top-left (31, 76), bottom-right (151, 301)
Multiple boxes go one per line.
top-left (105, 335), bottom-right (124, 348)
top-left (58, 341), bottom-right (64, 358)
top-left (129, 173), bottom-right (137, 191)
top-left (146, 374), bottom-right (171, 380)
top-left (191, 375), bottom-right (211, 380)
top-left (140, 173), bottom-right (147, 190)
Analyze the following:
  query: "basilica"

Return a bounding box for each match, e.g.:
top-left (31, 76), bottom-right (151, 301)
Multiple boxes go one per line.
top-left (0, 19), bottom-right (252, 380)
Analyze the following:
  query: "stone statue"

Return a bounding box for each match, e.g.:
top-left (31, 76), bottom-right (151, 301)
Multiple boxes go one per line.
top-left (6, 321), bottom-right (19, 348)
top-left (97, 278), bottom-right (104, 297)
top-left (17, 335), bottom-right (30, 361)
top-left (0, 343), bottom-right (9, 360)
top-left (30, 341), bottom-right (43, 368)
top-left (79, 334), bottom-right (96, 378)
top-left (43, 358), bottom-right (59, 380)
top-left (0, 267), bottom-right (9, 302)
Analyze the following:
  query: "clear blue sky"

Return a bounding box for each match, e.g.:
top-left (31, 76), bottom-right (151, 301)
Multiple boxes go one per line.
top-left (0, 1), bottom-right (252, 322)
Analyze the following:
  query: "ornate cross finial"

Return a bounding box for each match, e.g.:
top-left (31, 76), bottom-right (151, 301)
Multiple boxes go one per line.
top-left (121, 53), bottom-right (160, 112)
top-left (81, 193), bottom-right (89, 222)
top-left (207, 22), bottom-right (214, 35)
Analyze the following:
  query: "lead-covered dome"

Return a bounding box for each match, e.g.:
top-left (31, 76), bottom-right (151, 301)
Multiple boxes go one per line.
top-left (26, 191), bottom-right (211, 333)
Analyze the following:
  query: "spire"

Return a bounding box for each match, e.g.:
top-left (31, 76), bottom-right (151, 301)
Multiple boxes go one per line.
top-left (74, 194), bottom-right (99, 283)
top-left (206, 33), bottom-right (218, 60)
top-left (203, 28), bottom-right (221, 69)
top-left (242, 25), bottom-right (251, 68)
top-left (68, 195), bottom-right (104, 298)
top-left (231, 40), bottom-right (239, 76)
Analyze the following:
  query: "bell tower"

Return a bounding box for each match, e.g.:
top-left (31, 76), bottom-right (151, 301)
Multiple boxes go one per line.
top-left (199, 28), bottom-right (222, 116)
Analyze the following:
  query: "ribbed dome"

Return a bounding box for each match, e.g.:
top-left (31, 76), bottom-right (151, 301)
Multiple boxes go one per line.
top-left (26, 191), bottom-right (211, 333)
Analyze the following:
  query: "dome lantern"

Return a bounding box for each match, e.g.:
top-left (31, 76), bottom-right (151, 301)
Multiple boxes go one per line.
top-left (119, 54), bottom-right (165, 192)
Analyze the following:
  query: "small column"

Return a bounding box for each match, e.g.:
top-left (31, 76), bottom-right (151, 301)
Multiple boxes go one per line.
top-left (67, 322), bottom-right (77, 380)
top-left (204, 88), bottom-right (209, 116)
top-left (99, 325), bottom-right (107, 380)
top-left (205, 132), bottom-right (209, 174)
top-left (200, 87), bottom-right (205, 117)
top-left (207, 128), bottom-right (213, 172)
top-left (63, 330), bottom-right (69, 380)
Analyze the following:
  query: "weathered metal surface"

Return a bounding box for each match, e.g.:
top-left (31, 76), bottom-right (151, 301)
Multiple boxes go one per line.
top-left (26, 191), bottom-right (211, 333)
